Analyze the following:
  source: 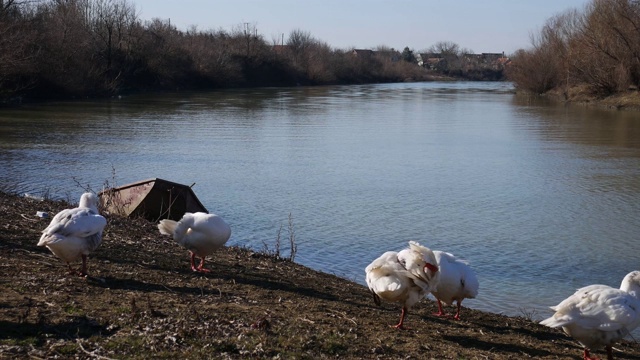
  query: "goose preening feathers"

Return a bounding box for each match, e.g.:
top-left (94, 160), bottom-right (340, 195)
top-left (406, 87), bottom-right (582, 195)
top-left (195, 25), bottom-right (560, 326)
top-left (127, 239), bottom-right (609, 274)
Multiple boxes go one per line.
top-left (430, 250), bottom-right (479, 320)
top-left (37, 192), bottom-right (107, 276)
top-left (158, 212), bottom-right (231, 273)
top-left (539, 271), bottom-right (640, 360)
top-left (365, 241), bottom-right (440, 329)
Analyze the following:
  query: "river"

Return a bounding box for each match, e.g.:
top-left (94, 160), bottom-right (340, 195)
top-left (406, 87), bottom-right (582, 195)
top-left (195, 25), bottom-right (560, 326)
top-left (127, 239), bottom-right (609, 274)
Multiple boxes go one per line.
top-left (1, 81), bottom-right (639, 320)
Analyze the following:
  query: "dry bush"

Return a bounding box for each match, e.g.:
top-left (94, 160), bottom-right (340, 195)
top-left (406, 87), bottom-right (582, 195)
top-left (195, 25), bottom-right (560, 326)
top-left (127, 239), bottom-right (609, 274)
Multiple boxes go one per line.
top-left (509, 0), bottom-right (640, 97)
top-left (507, 9), bottom-right (579, 94)
top-left (507, 48), bottom-right (561, 94)
top-left (570, 0), bottom-right (640, 94)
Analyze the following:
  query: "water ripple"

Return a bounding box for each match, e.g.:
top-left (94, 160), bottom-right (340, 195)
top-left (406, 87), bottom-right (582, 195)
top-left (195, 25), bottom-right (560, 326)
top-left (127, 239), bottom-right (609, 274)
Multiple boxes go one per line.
top-left (1, 82), bottom-right (639, 322)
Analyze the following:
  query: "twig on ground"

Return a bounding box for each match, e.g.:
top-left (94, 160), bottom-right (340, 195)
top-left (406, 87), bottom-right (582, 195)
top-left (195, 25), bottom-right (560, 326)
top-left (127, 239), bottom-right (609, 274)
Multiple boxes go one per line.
top-left (76, 340), bottom-right (116, 360)
top-left (328, 309), bottom-right (357, 325)
top-left (20, 214), bottom-right (39, 222)
top-left (297, 317), bottom-right (315, 324)
top-left (161, 284), bottom-right (176, 293)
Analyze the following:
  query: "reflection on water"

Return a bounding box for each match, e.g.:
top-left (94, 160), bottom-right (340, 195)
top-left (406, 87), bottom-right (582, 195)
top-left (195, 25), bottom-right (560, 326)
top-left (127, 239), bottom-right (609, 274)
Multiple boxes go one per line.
top-left (1, 82), bottom-right (639, 322)
top-left (512, 94), bottom-right (640, 150)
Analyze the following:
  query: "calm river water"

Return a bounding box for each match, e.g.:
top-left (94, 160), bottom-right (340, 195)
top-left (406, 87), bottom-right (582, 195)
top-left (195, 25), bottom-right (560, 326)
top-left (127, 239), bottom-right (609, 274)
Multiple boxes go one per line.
top-left (1, 82), bottom-right (640, 321)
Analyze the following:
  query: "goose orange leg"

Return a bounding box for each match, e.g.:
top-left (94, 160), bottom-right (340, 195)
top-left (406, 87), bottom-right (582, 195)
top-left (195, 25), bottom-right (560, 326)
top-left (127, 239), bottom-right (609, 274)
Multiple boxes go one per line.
top-left (433, 299), bottom-right (448, 317)
top-left (583, 347), bottom-right (599, 360)
top-left (196, 256), bottom-right (210, 273)
top-left (453, 300), bottom-right (462, 320)
top-left (66, 257), bottom-right (88, 277)
top-left (79, 254), bottom-right (89, 277)
top-left (190, 252), bottom-right (210, 273)
top-left (391, 307), bottom-right (409, 330)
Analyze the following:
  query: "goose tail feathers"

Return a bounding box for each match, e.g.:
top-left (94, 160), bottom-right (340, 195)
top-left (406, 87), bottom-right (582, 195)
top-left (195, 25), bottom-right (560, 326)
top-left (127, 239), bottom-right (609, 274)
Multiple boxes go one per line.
top-left (158, 219), bottom-right (179, 237)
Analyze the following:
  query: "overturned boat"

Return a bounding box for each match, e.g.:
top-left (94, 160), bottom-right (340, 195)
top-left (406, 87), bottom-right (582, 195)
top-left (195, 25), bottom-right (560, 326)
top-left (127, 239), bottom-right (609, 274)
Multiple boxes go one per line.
top-left (99, 178), bottom-right (208, 221)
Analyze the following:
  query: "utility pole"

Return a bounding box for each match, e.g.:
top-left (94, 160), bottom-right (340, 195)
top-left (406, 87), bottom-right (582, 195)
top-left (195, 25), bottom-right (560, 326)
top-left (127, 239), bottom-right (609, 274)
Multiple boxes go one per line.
top-left (243, 22), bottom-right (251, 57)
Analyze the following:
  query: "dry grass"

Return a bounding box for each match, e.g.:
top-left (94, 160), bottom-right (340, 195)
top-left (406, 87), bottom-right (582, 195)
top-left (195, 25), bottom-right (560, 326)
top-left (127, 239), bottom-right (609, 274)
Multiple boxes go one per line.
top-left (542, 85), bottom-right (640, 111)
top-left (598, 89), bottom-right (640, 111)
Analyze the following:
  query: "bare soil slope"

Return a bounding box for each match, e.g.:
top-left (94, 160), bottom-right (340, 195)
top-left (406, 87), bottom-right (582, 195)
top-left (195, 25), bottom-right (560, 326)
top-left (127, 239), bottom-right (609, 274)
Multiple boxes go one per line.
top-left (1, 192), bottom-right (639, 359)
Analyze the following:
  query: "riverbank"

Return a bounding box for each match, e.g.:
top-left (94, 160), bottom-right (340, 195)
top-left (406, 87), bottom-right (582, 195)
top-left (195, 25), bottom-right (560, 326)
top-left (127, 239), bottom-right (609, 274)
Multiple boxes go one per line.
top-left (1, 192), bottom-right (640, 359)
top-left (0, 75), bottom-right (462, 107)
top-left (543, 86), bottom-right (640, 111)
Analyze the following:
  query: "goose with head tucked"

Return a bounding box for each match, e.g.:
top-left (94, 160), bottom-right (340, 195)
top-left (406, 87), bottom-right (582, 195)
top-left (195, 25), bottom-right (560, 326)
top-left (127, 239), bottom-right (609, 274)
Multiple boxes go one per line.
top-left (539, 271), bottom-right (640, 360)
top-left (158, 212), bottom-right (231, 273)
top-left (430, 250), bottom-right (479, 320)
top-left (37, 192), bottom-right (107, 277)
top-left (365, 241), bottom-right (440, 329)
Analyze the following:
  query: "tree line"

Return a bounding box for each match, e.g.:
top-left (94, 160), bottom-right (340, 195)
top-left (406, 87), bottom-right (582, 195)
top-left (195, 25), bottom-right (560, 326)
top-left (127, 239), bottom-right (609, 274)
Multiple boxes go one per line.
top-left (506, 0), bottom-right (640, 97)
top-left (0, 0), bottom-right (433, 102)
top-left (0, 0), bottom-right (511, 102)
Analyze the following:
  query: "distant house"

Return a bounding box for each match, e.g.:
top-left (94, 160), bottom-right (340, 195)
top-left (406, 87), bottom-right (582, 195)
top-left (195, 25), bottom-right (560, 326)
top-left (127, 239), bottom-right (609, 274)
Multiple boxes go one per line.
top-left (387, 51), bottom-right (401, 62)
top-left (459, 52), bottom-right (511, 70)
top-left (479, 52), bottom-right (510, 69)
top-left (352, 49), bottom-right (374, 58)
top-left (481, 52), bottom-right (504, 62)
top-left (374, 49), bottom-right (402, 63)
top-left (497, 57), bottom-right (511, 67)
top-left (417, 53), bottom-right (446, 70)
top-left (462, 53), bottom-right (483, 63)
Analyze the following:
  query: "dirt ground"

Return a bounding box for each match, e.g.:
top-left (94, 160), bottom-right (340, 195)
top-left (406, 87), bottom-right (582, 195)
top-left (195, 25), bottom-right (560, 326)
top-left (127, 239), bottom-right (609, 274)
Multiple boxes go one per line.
top-left (1, 192), bottom-right (640, 359)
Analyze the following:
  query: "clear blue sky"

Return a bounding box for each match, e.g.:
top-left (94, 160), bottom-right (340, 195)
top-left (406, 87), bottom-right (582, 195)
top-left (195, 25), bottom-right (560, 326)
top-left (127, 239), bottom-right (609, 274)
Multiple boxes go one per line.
top-left (132, 0), bottom-right (589, 55)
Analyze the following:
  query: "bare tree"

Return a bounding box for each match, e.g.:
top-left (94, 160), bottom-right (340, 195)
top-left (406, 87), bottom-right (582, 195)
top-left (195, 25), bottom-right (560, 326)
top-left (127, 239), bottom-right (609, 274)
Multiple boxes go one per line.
top-left (508, 0), bottom-right (640, 95)
top-left (83, 0), bottom-right (139, 91)
top-left (429, 41), bottom-right (460, 56)
top-left (306, 40), bottom-right (335, 83)
top-left (427, 41), bottom-right (464, 73)
top-left (182, 27), bottom-right (243, 85)
top-left (139, 17), bottom-right (193, 86)
top-left (281, 28), bottom-right (328, 82)
top-left (0, 0), bottom-right (39, 17)
top-left (286, 28), bottom-right (313, 67)
top-left (229, 21), bottom-right (264, 58)
top-left (581, 0), bottom-right (640, 88)
top-left (35, 0), bottom-right (97, 94)
top-left (0, 0), bottom-right (39, 97)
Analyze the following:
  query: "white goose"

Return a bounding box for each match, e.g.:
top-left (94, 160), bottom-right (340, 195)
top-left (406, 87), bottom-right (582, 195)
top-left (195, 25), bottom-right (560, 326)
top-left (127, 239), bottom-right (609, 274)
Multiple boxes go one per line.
top-left (37, 192), bottom-right (107, 276)
top-left (158, 212), bottom-right (231, 273)
top-left (540, 271), bottom-right (640, 360)
top-left (430, 250), bottom-right (479, 320)
top-left (365, 241), bottom-right (440, 329)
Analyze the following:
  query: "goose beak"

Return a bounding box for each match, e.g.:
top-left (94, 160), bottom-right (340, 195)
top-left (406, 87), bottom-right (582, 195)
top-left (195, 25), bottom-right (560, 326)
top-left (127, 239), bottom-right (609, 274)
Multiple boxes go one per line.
top-left (424, 263), bottom-right (438, 273)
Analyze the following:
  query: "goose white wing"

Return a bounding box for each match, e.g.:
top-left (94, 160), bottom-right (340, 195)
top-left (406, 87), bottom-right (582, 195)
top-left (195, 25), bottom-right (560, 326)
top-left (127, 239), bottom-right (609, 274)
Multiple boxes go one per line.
top-left (365, 251), bottom-right (399, 274)
top-left (365, 251), bottom-right (416, 306)
top-left (42, 208), bottom-right (77, 233)
top-left (366, 263), bottom-right (410, 295)
top-left (437, 251), bottom-right (472, 270)
top-left (434, 251), bottom-right (479, 299)
top-left (39, 208), bottom-right (106, 244)
top-left (365, 251), bottom-right (401, 289)
top-left (542, 284), bottom-right (640, 332)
